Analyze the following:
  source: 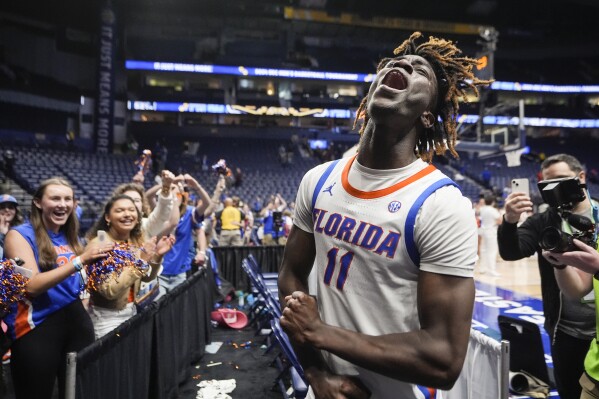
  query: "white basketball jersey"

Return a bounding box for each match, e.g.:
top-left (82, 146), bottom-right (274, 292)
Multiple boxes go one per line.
top-left (294, 155), bottom-right (477, 399)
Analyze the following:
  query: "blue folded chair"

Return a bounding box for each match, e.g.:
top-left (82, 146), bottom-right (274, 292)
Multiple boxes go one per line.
top-left (247, 254), bottom-right (278, 280)
top-left (241, 258), bottom-right (282, 335)
top-left (241, 259), bottom-right (270, 324)
top-left (269, 318), bottom-right (308, 399)
top-left (243, 257), bottom-right (278, 297)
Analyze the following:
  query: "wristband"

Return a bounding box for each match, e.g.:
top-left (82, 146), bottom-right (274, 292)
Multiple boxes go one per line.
top-left (552, 263), bottom-right (567, 270)
top-left (197, 251), bottom-right (206, 256)
top-left (149, 256), bottom-right (161, 265)
top-left (138, 260), bottom-right (150, 272)
top-left (72, 256), bottom-right (84, 272)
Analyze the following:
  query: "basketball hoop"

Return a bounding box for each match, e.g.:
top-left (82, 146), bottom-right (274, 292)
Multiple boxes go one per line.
top-left (505, 148), bottom-right (526, 167)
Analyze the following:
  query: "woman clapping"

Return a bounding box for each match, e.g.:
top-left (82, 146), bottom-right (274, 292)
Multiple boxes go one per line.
top-left (85, 194), bottom-right (174, 338)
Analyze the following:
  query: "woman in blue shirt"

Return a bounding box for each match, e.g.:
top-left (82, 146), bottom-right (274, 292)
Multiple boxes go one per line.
top-left (4, 178), bottom-right (112, 399)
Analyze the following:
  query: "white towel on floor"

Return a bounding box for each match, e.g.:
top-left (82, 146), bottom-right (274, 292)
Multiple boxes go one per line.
top-left (196, 379), bottom-right (236, 399)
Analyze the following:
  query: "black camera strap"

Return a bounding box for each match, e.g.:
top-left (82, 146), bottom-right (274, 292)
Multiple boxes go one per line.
top-left (585, 190), bottom-right (599, 243)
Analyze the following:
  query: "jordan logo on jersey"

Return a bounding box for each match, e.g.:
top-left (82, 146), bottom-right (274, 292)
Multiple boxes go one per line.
top-left (322, 182), bottom-right (336, 196)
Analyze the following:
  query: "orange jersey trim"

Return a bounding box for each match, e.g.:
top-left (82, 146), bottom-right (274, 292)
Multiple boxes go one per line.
top-left (341, 155), bottom-right (437, 199)
top-left (14, 301), bottom-right (32, 339)
top-left (128, 286), bottom-right (135, 303)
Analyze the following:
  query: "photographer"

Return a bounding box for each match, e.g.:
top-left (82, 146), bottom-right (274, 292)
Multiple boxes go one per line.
top-left (543, 239), bottom-right (599, 398)
top-left (498, 153), bottom-right (596, 399)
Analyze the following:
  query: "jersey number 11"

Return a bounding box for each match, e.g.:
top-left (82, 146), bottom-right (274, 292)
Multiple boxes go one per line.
top-left (324, 248), bottom-right (355, 290)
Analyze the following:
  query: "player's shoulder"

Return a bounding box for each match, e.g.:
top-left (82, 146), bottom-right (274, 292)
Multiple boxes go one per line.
top-left (422, 183), bottom-right (471, 214)
top-left (307, 159), bottom-right (343, 175)
top-left (430, 181), bottom-right (463, 197)
top-left (302, 159), bottom-right (344, 183)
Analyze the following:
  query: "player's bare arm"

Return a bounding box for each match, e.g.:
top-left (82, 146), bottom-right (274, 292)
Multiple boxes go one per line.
top-left (282, 270), bottom-right (474, 390)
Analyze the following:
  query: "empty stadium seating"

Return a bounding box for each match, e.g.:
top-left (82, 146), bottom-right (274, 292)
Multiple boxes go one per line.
top-left (4, 132), bottom-right (598, 233)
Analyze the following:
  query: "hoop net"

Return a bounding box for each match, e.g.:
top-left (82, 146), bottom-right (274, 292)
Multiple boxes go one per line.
top-left (505, 148), bottom-right (526, 167)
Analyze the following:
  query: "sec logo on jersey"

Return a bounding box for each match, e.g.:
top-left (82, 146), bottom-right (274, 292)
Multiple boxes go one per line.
top-left (388, 200), bottom-right (402, 213)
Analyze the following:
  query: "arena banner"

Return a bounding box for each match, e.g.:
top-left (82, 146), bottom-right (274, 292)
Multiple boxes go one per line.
top-left (126, 100), bottom-right (599, 128)
top-left (125, 59), bottom-right (599, 93)
top-left (94, 5), bottom-right (116, 154)
top-left (282, 6), bottom-right (488, 35)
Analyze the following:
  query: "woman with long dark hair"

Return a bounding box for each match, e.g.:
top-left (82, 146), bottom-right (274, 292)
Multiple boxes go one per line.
top-left (85, 194), bottom-right (174, 338)
top-left (3, 177), bottom-right (113, 399)
top-left (112, 169), bottom-right (176, 239)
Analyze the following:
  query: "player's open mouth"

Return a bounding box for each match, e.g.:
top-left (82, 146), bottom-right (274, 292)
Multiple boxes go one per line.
top-left (382, 70), bottom-right (407, 91)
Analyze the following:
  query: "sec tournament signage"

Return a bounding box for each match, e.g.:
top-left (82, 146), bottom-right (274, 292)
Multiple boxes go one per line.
top-left (94, 6), bottom-right (116, 154)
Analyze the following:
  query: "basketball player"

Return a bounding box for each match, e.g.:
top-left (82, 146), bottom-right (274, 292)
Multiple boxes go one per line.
top-left (278, 32), bottom-right (491, 398)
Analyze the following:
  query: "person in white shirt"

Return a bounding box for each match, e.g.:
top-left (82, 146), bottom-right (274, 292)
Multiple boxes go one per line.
top-left (478, 193), bottom-right (502, 276)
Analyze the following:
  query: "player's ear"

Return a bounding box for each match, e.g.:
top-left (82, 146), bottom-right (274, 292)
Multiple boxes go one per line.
top-left (419, 111), bottom-right (435, 129)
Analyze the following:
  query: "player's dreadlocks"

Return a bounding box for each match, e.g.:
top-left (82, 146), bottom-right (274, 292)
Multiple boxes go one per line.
top-left (354, 31), bottom-right (493, 162)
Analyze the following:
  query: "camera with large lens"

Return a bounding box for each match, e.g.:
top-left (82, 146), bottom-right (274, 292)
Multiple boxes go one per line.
top-left (537, 177), bottom-right (597, 252)
top-left (539, 214), bottom-right (596, 252)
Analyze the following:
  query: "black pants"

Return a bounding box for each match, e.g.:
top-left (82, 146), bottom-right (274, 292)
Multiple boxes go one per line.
top-left (10, 300), bottom-right (94, 399)
top-left (552, 328), bottom-right (593, 399)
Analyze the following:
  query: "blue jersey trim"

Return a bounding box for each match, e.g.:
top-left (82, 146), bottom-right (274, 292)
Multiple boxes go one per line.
top-left (311, 160), bottom-right (340, 211)
top-left (405, 178), bottom-right (459, 267)
top-left (416, 385), bottom-right (438, 398)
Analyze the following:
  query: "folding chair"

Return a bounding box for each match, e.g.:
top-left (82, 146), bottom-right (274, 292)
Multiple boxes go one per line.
top-left (247, 253), bottom-right (279, 281)
top-left (241, 259), bottom-right (266, 321)
top-left (246, 254), bottom-right (279, 300)
top-left (269, 318), bottom-right (308, 399)
top-left (241, 259), bottom-right (280, 332)
top-left (243, 257), bottom-right (278, 298)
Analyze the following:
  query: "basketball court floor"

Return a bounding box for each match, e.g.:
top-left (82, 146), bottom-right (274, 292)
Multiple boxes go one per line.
top-left (475, 255), bottom-right (560, 398)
